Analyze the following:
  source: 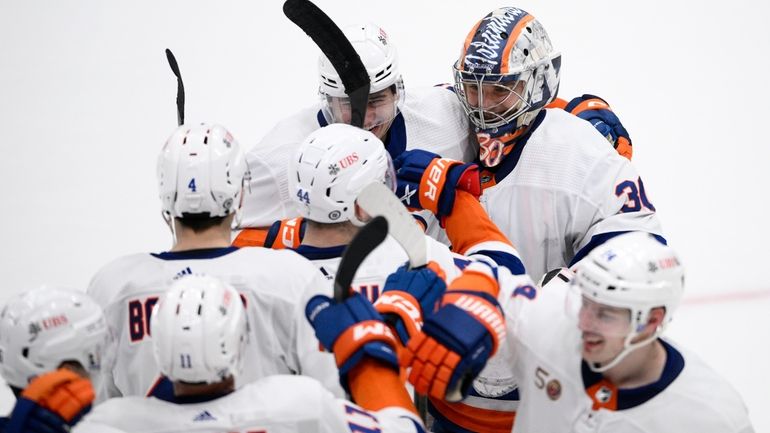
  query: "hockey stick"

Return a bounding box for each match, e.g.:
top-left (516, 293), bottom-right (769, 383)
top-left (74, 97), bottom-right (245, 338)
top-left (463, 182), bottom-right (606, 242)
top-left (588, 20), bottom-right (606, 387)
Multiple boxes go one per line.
top-left (282, 0), bottom-right (370, 127)
top-left (356, 183), bottom-right (435, 415)
top-left (356, 182), bottom-right (427, 269)
top-left (333, 215), bottom-right (389, 302)
top-left (164, 49), bottom-right (185, 126)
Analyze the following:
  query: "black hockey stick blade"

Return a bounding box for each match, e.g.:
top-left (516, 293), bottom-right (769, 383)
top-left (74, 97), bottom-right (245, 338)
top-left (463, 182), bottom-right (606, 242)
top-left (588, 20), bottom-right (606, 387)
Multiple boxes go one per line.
top-left (282, 0), bottom-right (370, 128)
top-left (333, 216), bottom-right (388, 302)
top-left (165, 48), bottom-right (185, 126)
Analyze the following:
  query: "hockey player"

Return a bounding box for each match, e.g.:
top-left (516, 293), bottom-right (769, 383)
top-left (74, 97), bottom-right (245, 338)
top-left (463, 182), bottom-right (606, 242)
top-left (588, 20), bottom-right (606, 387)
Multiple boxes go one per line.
top-left (402, 233), bottom-right (755, 433)
top-left (86, 123), bottom-right (336, 401)
top-left (283, 123), bottom-right (525, 300)
top-left (74, 275), bottom-right (426, 433)
top-left (398, 6), bottom-right (663, 284)
top-left (0, 288), bottom-right (109, 433)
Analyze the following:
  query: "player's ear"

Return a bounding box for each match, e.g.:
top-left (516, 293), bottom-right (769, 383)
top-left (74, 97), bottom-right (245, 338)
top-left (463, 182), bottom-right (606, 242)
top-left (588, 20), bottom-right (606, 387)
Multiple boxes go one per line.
top-left (641, 307), bottom-right (666, 334)
top-left (354, 202), bottom-right (372, 223)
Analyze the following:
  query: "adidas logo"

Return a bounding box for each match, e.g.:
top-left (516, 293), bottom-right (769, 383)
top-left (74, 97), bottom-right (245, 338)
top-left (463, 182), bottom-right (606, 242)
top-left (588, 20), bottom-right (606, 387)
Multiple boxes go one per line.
top-left (174, 267), bottom-right (193, 280)
top-left (193, 410), bottom-right (217, 422)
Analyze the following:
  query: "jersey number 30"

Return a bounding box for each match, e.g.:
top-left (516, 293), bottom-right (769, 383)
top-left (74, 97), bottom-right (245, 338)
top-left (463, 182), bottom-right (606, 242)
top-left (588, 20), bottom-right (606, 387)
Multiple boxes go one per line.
top-left (615, 177), bottom-right (655, 213)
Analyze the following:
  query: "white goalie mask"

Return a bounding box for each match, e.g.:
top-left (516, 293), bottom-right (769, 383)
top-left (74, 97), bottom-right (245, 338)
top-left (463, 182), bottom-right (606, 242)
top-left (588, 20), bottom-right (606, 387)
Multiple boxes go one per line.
top-left (318, 23), bottom-right (405, 132)
top-left (570, 232), bottom-right (685, 372)
top-left (289, 123), bottom-right (396, 225)
top-left (454, 7), bottom-right (561, 132)
top-left (151, 275), bottom-right (247, 384)
top-left (0, 288), bottom-right (109, 389)
top-left (157, 123), bottom-right (250, 221)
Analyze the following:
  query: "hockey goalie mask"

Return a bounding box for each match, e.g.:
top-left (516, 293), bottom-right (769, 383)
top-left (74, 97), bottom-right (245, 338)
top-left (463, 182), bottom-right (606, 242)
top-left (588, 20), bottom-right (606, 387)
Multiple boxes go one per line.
top-left (318, 23), bottom-right (405, 140)
top-left (0, 288), bottom-right (109, 390)
top-left (454, 7), bottom-right (561, 167)
top-left (289, 123), bottom-right (396, 226)
top-left (567, 232), bottom-right (684, 372)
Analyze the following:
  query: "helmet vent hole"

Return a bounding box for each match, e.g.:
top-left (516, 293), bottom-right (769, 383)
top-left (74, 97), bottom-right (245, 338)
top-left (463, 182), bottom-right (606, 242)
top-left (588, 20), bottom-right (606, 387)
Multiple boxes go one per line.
top-left (197, 305), bottom-right (203, 315)
top-left (526, 26), bottom-right (532, 33)
top-left (607, 285), bottom-right (617, 291)
top-left (203, 136), bottom-right (208, 145)
top-left (523, 49), bottom-right (529, 56)
top-left (22, 348), bottom-right (29, 359)
top-left (326, 187), bottom-right (332, 197)
top-left (500, 32), bottom-right (508, 39)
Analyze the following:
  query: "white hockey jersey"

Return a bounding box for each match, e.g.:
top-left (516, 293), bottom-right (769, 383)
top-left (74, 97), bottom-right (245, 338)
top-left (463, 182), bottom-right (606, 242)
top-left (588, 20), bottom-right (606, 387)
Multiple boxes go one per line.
top-left (87, 247), bottom-right (341, 401)
top-left (496, 276), bottom-right (755, 433)
top-left (73, 375), bottom-right (424, 433)
top-left (479, 108), bottom-right (664, 282)
top-left (240, 86), bottom-right (477, 229)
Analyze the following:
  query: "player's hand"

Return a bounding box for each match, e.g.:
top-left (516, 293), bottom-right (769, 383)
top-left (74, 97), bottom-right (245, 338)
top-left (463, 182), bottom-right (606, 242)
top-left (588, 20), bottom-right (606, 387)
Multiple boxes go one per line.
top-left (6, 368), bottom-right (94, 433)
top-left (394, 149), bottom-right (481, 220)
top-left (563, 94), bottom-right (633, 160)
top-left (400, 262), bottom-right (505, 402)
top-left (374, 262), bottom-right (447, 346)
top-left (305, 293), bottom-right (399, 393)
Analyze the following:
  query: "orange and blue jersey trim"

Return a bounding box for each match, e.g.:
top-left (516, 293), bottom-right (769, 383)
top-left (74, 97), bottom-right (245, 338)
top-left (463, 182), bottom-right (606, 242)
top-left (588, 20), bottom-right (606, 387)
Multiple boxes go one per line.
top-left (429, 387), bottom-right (519, 433)
top-left (582, 339), bottom-right (684, 410)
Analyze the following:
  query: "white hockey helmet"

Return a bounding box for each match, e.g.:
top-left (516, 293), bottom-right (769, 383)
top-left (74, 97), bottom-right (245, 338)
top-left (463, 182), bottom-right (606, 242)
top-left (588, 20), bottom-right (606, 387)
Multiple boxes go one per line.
top-left (572, 232), bottom-right (684, 371)
top-left (288, 123), bottom-right (396, 225)
top-left (157, 123), bottom-right (249, 220)
top-left (453, 7), bottom-right (561, 132)
top-left (318, 23), bottom-right (405, 125)
top-left (0, 288), bottom-right (109, 389)
top-left (151, 275), bottom-right (247, 384)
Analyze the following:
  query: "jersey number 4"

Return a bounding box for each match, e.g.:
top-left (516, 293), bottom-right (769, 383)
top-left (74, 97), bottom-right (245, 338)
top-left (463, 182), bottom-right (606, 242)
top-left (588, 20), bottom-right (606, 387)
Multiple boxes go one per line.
top-left (615, 177), bottom-right (655, 213)
top-left (128, 297), bottom-right (159, 342)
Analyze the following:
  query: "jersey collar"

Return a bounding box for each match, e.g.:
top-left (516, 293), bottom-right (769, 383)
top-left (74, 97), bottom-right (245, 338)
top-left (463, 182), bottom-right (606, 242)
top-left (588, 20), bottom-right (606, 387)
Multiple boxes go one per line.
top-left (478, 110), bottom-right (547, 189)
top-left (151, 247), bottom-right (239, 260)
top-left (581, 338), bottom-right (685, 411)
top-left (293, 244), bottom-right (346, 260)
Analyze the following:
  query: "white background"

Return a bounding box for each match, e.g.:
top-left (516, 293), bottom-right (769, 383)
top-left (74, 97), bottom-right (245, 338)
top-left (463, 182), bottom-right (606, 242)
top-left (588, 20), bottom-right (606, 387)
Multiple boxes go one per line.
top-left (1, 0), bottom-right (768, 430)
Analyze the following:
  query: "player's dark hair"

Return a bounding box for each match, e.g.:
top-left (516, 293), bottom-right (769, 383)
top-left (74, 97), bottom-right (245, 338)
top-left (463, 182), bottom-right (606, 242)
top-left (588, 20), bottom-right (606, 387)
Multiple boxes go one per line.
top-left (177, 213), bottom-right (227, 233)
top-left (306, 219), bottom-right (355, 231)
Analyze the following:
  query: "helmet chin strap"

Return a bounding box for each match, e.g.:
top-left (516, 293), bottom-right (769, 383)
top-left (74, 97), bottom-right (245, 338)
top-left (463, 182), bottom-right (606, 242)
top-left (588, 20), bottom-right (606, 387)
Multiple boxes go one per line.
top-left (588, 325), bottom-right (662, 373)
top-left (162, 211), bottom-right (178, 247)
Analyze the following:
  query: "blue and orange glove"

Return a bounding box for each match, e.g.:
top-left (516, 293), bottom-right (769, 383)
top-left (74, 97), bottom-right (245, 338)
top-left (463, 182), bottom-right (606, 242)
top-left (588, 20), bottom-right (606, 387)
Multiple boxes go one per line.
top-left (6, 368), bottom-right (94, 433)
top-left (562, 94), bottom-right (633, 160)
top-left (374, 262), bottom-right (447, 346)
top-left (306, 293), bottom-right (399, 394)
top-left (394, 149), bottom-right (481, 222)
top-left (400, 262), bottom-right (505, 402)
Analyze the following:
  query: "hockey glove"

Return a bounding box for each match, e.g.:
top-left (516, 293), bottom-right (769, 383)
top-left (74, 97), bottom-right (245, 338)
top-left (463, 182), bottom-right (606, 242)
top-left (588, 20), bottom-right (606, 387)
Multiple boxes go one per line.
top-left (564, 94), bottom-right (633, 160)
top-left (394, 149), bottom-right (481, 221)
top-left (6, 368), bottom-right (94, 433)
top-left (400, 262), bottom-right (505, 402)
top-left (374, 262), bottom-right (447, 346)
top-left (306, 293), bottom-right (399, 393)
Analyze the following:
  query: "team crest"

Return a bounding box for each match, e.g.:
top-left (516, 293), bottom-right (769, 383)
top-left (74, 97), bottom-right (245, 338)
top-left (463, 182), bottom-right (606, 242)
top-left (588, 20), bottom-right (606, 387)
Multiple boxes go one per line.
top-left (546, 379), bottom-right (561, 400)
top-left (595, 385), bottom-right (613, 403)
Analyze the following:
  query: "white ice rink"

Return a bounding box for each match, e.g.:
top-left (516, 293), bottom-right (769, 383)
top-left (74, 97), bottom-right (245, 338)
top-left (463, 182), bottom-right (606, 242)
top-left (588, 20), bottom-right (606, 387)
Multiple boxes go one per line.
top-left (1, 0), bottom-right (768, 431)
